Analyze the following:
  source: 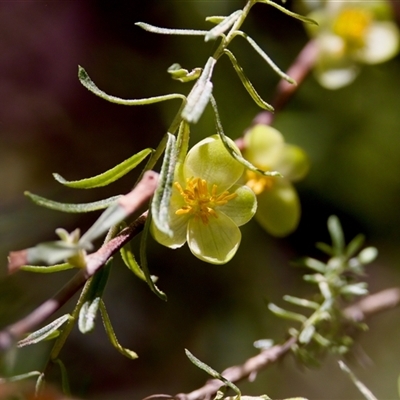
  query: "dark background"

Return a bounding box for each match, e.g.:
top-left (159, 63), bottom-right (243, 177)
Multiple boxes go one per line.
top-left (1, 1), bottom-right (400, 399)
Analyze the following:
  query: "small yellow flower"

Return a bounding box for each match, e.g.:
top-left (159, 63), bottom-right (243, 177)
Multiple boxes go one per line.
top-left (243, 125), bottom-right (309, 237)
top-left (306, 1), bottom-right (400, 89)
top-left (151, 135), bottom-right (257, 264)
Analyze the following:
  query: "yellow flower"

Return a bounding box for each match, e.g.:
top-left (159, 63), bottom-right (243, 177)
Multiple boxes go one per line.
top-left (243, 125), bottom-right (309, 237)
top-left (306, 1), bottom-right (400, 89)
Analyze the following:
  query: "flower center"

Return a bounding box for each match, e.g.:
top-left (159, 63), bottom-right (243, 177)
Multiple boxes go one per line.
top-left (333, 8), bottom-right (372, 50)
top-left (245, 170), bottom-right (275, 195)
top-left (175, 177), bottom-right (237, 225)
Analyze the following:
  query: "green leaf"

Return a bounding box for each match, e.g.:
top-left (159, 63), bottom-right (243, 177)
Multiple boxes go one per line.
top-left (78, 260), bottom-right (111, 334)
top-left (25, 192), bottom-right (120, 213)
top-left (20, 263), bottom-right (75, 273)
top-left (175, 120), bottom-right (190, 178)
top-left (78, 66), bottom-right (186, 105)
top-left (315, 242), bottom-right (333, 256)
top-left (223, 49), bottom-right (274, 111)
top-left (120, 241), bottom-right (146, 281)
top-left (54, 359), bottom-right (71, 397)
top-left (346, 234), bottom-right (365, 259)
top-left (151, 133), bottom-right (177, 237)
top-left (205, 16), bottom-right (226, 24)
top-left (185, 349), bottom-right (241, 396)
top-left (17, 314), bottom-right (71, 348)
top-left (167, 63), bottom-right (202, 82)
top-left (181, 57), bottom-right (216, 124)
top-left (299, 325), bottom-right (315, 344)
top-left (210, 96), bottom-right (280, 177)
top-left (257, 0), bottom-right (318, 25)
top-left (140, 215), bottom-right (168, 301)
top-left (341, 283), bottom-right (368, 296)
top-left (53, 148), bottom-right (153, 189)
top-left (234, 31), bottom-right (296, 84)
top-left (357, 247), bottom-right (378, 265)
top-left (135, 22), bottom-right (207, 36)
top-left (0, 371), bottom-right (41, 384)
top-left (205, 10), bottom-right (242, 42)
top-left (283, 295), bottom-right (319, 310)
top-left (100, 300), bottom-right (138, 360)
top-left (298, 257), bottom-right (326, 273)
top-left (327, 215), bottom-right (345, 256)
top-left (268, 303), bottom-right (307, 323)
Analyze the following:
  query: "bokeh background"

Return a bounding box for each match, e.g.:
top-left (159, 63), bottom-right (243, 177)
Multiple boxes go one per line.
top-left (1, 1), bottom-right (400, 399)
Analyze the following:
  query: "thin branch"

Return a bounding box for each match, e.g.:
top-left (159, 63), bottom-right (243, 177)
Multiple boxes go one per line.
top-left (173, 287), bottom-right (400, 400)
top-left (0, 171), bottom-right (159, 350)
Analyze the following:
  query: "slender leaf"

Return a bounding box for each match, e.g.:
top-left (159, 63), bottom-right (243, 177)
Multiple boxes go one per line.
top-left (151, 133), bottom-right (176, 237)
top-left (223, 49), bottom-right (274, 111)
top-left (78, 66), bottom-right (186, 105)
top-left (234, 31), bottom-right (296, 84)
top-left (210, 96), bottom-right (280, 177)
top-left (327, 215), bottom-right (344, 256)
top-left (315, 242), bottom-right (333, 256)
top-left (268, 303), bottom-right (307, 323)
top-left (53, 148), bottom-right (153, 189)
top-left (205, 10), bottom-right (242, 42)
top-left (140, 215), bottom-right (168, 301)
top-left (299, 325), bottom-right (315, 344)
top-left (54, 359), bottom-right (71, 397)
top-left (135, 22), bottom-right (207, 36)
top-left (100, 300), bottom-right (138, 359)
top-left (257, 0), bottom-right (318, 25)
top-left (283, 295), bottom-right (319, 310)
top-left (25, 192), bottom-right (120, 213)
top-left (181, 57), bottom-right (216, 123)
top-left (168, 63), bottom-right (202, 82)
top-left (357, 247), bottom-right (378, 265)
top-left (20, 263), bottom-right (75, 273)
top-left (0, 371), bottom-right (41, 384)
top-left (120, 242), bottom-right (146, 281)
top-left (185, 349), bottom-right (241, 396)
top-left (299, 257), bottom-right (326, 273)
top-left (345, 234), bottom-right (365, 259)
top-left (17, 314), bottom-right (71, 348)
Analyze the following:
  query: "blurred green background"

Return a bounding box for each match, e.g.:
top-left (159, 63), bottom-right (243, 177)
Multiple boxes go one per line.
top-left (1, 1), bottom-right (400, 399)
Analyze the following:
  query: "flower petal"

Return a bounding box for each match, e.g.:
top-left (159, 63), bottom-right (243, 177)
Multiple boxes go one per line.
top-left (218, 184), bottom-right (257, 227)
top-left (356, 22), bottom-right (400, 64)
top-left (184, 135), bottom-right (244, 190)
top-left (243, 125), bottom-right (284, 169)
top-left (255, 178), bottom-right (300, 237)
top-left (150, 188), bottom-right (188, 249)
top-left (187, 212), bottom-right (241, 264)
top-left (274, 144), bottom-right (310, 182)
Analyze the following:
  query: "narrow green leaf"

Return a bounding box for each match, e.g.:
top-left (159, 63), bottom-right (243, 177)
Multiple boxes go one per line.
top-left (257, 0), bottom-right (318, 25)
top-left (135, 22), bottom-right (207, 36)
top-left (205, 10), bottom-right (242, 42)
top-left (151, 133), bottom-right (176, 237)
top-left (0, 371), bottom-right (41, 384)
top-left (17, 314), bottom-right (71, 348)
top-left (234, 31), bottom-right (296, 84)
top-left (283, 295), bottom-right (319, 310)
top-left (181, 57), bottom-right (216, 124)
top-left (299, 257), bottom-right (326, 273)
top-left (185, 349), bottom-right (241, 396)
top-left (299, 325), bottom-right (315, 344)
top-left (100, 300), bottom-right (138, 359)
top-left (341, 283), bottom-right (368, 296)
top-left (338, 360), bottom-right (378, 400)
top-left (175, 120), bottom-right (190, 179)
top-left (78, 261), bottom-right (111, 334)
top-left (53, 148), bottom-right (153, 189)
top-left (268, 303), bottom-right (307, 323)
top-left (54, 359), bottom-right (71, 397)
top-left (327, 215), bottom-right (344, 256)
top-left (315, 242), bottom-right (333, 256)
top-left (35, 373), bottom-right (45, 398)
top-left (346, 234), bottom-right (365, 259)
top-left (26, 241), bottom-right (90, 266)
top-left (357, 247), bottom-right (378, 265)
top-left (210, 96), bottom-right (281, 177)
top-left (205, 16), bottom-right (226, 24)
top-left (120, 242), bottom-right (146, 281)
top-left (78, 66), bottom-right (186, 105)
top-left (140, 215), bottom-right (168, 301)
top-left (20, 263), bottom-right (75, 273)
top-left (223, 49), bottom-right (274, 111)
top-left (25, 192), bottom-right (120, 213)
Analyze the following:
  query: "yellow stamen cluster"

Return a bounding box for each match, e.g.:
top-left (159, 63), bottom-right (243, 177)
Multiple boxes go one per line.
top-left (175, 177), bottom-right (237, 224)
top-left (245, 170), bottom-right (275, 195)
top-left (333, 8), bottom-right (372, 49)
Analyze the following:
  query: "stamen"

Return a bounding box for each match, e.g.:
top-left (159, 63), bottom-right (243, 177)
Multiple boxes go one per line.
top-left (174, 178), bottom-right (237, 224)
top-left (246, 170), bottom-right (275, 195)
